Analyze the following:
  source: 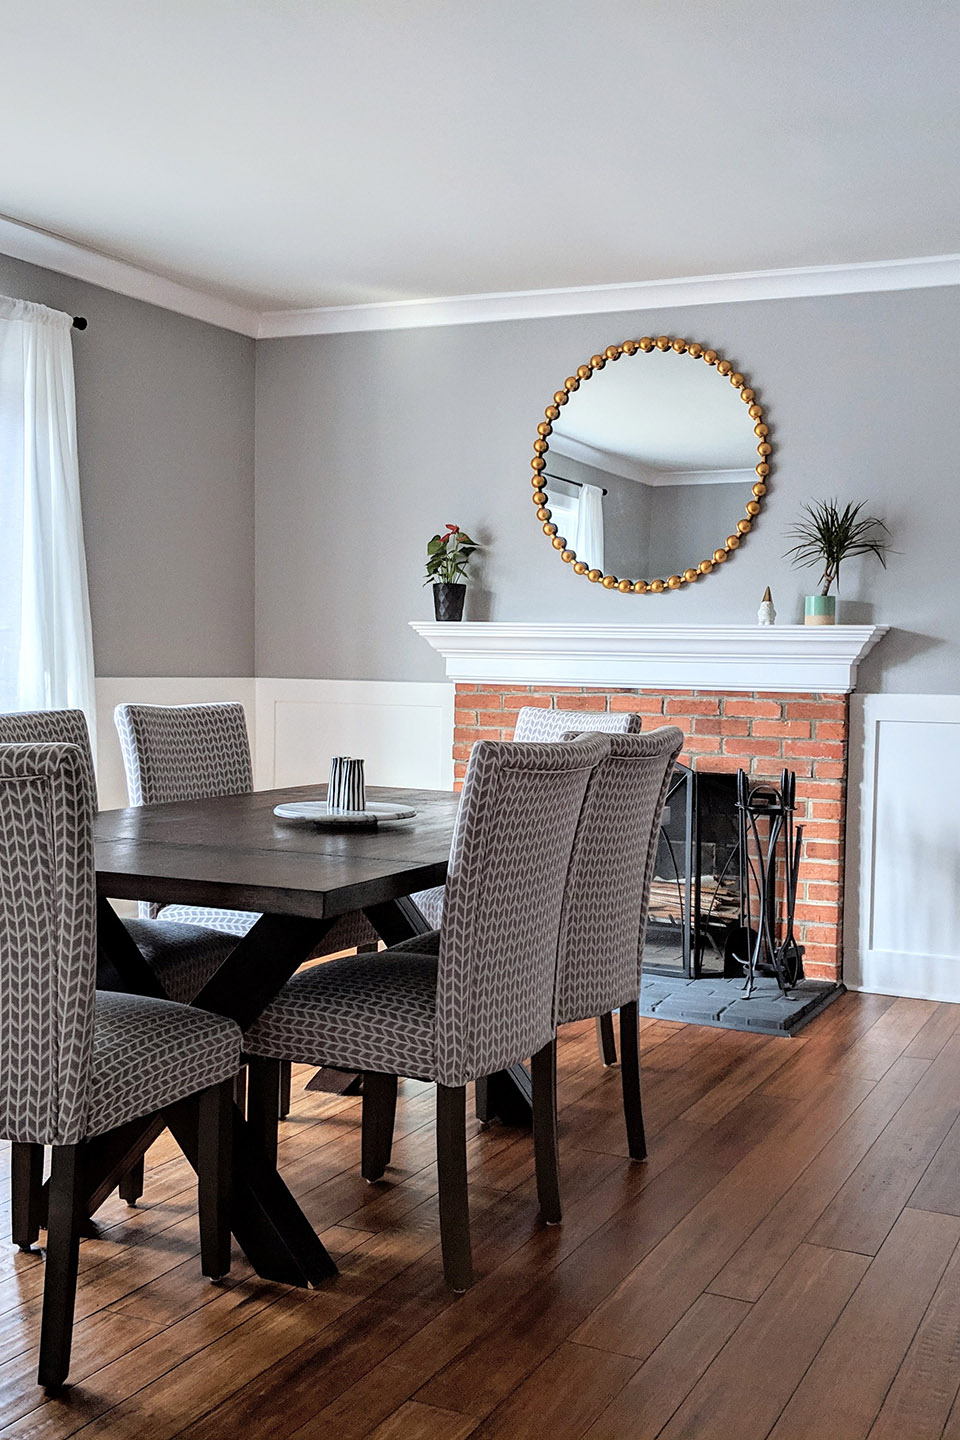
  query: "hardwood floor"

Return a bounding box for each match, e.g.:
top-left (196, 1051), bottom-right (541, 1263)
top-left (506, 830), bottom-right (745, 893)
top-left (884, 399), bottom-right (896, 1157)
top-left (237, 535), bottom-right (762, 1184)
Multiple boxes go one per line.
top-left (4, 992), bottom-right (960, 1437)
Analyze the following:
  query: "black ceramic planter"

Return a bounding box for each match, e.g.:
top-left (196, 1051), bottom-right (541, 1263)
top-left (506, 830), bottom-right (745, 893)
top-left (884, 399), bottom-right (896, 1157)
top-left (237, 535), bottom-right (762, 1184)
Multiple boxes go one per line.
top-left (433, 582), bottom-right (466, 621)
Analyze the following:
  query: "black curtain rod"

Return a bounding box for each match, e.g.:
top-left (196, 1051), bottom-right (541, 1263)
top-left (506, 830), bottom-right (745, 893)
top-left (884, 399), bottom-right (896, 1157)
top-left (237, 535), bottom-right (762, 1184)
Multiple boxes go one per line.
top-left (72, 316), bottom-right (87, 330)
top-left (543, 471), bottom-right (607, 496)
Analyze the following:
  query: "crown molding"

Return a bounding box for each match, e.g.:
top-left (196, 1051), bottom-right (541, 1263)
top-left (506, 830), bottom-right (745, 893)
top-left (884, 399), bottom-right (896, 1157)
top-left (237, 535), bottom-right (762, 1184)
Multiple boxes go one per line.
top-left (258, 254), bottom-right (960, 338)
top-left (0, 214), bottom-right (261, 337)
top-left (2, 211), bottom-right (958, 341)
top-left (410, 621), bottom-right (889, 694)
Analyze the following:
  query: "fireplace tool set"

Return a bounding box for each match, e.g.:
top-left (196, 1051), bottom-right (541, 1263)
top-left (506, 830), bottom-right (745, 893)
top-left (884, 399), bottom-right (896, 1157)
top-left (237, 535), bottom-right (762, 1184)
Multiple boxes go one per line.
top-left (724, 768), bottom-right (805, 997)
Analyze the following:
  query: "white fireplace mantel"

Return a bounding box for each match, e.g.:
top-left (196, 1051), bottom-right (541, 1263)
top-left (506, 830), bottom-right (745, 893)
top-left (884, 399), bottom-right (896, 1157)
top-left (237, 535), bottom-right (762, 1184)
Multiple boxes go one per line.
top-left (410, 622), bottom-right (888, 694)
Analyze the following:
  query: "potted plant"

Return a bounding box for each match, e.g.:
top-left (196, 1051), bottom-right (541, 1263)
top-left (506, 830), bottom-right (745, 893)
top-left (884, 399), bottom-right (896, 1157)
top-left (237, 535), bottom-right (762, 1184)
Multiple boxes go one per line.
top-left (785, 499), bottom-right (889, 625)
top-left (424, 524), bottom-right (479, 621)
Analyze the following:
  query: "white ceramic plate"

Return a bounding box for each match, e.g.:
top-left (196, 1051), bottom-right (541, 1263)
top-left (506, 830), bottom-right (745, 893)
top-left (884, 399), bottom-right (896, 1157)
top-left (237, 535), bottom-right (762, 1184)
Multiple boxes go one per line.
top-left (273, 800), bottom-right (417, 826)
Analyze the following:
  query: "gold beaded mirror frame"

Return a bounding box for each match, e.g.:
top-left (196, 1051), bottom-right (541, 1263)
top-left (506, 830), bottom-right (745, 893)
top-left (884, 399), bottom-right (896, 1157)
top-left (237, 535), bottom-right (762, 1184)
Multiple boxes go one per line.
top-left (530, 335), bottom-right (771, 593)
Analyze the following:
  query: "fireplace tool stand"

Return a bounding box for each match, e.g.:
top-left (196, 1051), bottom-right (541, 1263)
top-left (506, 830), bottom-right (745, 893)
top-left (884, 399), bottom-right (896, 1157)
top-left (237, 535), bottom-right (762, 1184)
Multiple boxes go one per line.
top-left (727, 768), bottom-right (805, 998)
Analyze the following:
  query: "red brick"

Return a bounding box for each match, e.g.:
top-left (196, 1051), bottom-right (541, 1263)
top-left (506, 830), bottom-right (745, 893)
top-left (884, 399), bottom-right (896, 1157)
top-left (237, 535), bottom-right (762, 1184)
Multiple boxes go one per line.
top-left (805, 961), bottom-right (839, 981)
top-left (805, 841), bottom-right (840, 860)
top-left (801, 861), bottom-right (842, 881)
top-left (793, 904), bottom-right (838, 924)
top-left (692, 717), bottom-right (751, 737)
top-left (453, 743), bottom-right (472, 761)
top-left (476, 709), bottom-right (508, 728)
top-left (665, 698), bottom-right (722, 716)
top-left (691, 756), bottom-right (744, 773)
top-left (783, 740), bottom-right (846, 760)
top-left (455, 689), bottom-right (503, 708)
top-left (454, 708), bottom-right (478, 726)
top-left (454, 725), bottom-right (503, 743)
top-left (723, 737), bottom-right (782, 758)
top-left (783, 700), bottom-right (847, 720)
top-left (813, 761), bottom-right (845, 779)
top-left (815, 721), bottom-right (847, 740)
top-left (610, 695), bottom-right (664, 713)
top-left (809, 800), bottom-right (843, 820)
top-left (752, 720), bottom-right (811, 739)
top-left (806, 883), bottom-right (841, 902)
top-left (557, 694), bottom-right (608, 711)
top-left (502, 693), bottom-right (550, 710)
top-left (798, 781), bottom-right (843, 800)
top-left (681, 733), bottom-right (722, 752)
top-left (724, 699), bottom-right (782, 718)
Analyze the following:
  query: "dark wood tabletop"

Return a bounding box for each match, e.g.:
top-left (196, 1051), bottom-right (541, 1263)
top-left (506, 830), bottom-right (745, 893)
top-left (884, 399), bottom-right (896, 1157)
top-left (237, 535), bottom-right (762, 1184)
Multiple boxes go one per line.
top-left (94, 783), bottom-right (461, 917)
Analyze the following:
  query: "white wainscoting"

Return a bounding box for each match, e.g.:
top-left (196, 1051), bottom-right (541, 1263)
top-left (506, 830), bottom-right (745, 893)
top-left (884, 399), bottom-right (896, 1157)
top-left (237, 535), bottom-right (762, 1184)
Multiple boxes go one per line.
top-left (846, 694), bottom-right (960, 1001)
top-left (254, 678), bottom-right (455, 792)
top-left (95, 675), bottom-right (456, 811)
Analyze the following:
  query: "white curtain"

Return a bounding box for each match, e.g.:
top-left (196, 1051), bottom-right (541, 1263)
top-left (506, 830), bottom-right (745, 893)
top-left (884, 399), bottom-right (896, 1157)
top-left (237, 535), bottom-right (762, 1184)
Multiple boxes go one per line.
top-left (0, 295), bottom-right (96, 743)
top-left (575, 482), bottom-right (605, 573)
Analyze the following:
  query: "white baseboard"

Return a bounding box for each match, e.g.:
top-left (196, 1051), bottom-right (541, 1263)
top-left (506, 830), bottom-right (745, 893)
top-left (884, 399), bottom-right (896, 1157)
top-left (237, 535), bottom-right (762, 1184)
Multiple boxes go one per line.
top-left (845, 694), bottom-right (960, 1002)
top-left (95, 675), bottom-right (455, 811)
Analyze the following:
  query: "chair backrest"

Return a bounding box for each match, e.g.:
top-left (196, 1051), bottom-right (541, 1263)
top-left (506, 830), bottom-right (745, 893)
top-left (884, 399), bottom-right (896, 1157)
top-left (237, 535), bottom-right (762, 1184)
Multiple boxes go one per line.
top-left (555, 726), bottom-right (684, 1024)
top-left (115, 702), bottom-right (253, 805)
top-left (435, 733), bottom-right (611, 1087)
top-left (0, 709), bottom-right (97, 812)
top-left (0, 743), bottom-right (96, 1145)
top-left (512, 706), bottom-right (643, 743)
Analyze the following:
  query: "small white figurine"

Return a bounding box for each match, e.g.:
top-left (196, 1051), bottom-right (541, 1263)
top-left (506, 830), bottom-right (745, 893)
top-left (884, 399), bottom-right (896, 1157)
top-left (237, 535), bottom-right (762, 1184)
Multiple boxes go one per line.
top-left (758, 586), bottom-right (776, 626)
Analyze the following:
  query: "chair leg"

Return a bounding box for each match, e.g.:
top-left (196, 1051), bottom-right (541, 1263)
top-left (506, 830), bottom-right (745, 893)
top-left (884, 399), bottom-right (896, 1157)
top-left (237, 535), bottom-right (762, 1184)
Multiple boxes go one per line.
top-left (619, 999), bottom-right (646, 1161)
top-left (278, 1061), bottom-right (292, 1120)
top-left (361, 1072), bottom-right (398, 1182)
top-left (197, 1079), bottom-right (233, 1281)
top-left (531, 1040), bottom-right (561, 1224)
top-left (38, 1144), bottom-right (84, 1391)
top-left (436, 1084), bottom-right (472, 1292)
top-left (11, 1142), bottom-right (44, 1251)
top-left (246, 1057), bottom-right (281, 1167)
top-left (596, 1012), bottom-right (618, 1066)
top-left (118, 1156), bottom-right (145, 1206)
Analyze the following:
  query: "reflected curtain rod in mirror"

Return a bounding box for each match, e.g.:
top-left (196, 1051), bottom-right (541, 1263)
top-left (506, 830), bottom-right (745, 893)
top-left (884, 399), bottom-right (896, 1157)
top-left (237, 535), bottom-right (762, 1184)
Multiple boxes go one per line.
top-left (530, 335), bottom-right (771, 593)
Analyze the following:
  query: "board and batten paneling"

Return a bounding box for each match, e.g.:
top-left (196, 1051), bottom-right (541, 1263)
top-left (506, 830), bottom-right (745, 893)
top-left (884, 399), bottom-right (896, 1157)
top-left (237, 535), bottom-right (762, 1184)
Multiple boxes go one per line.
top-left (254, 678), bottom-right (455, 792)
top-left (846, 694), bottom-right (960, 1000)
top-left (96, 677), bottom-right (455, 810)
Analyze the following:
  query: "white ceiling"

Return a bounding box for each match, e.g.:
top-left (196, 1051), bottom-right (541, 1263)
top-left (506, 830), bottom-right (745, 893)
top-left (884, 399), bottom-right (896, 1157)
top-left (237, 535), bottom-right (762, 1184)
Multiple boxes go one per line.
top-left (2, 0), bottom-right (959, 313)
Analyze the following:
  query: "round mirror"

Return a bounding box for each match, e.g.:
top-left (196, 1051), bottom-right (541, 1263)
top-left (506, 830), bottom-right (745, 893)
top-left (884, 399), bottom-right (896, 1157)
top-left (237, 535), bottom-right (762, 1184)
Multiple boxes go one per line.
top-left (530, 336), bottom-right (771, 593)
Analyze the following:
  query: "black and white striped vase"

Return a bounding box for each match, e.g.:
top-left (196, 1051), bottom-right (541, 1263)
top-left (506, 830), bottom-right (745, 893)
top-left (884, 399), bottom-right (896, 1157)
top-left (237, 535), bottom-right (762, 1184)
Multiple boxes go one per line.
top-left (327, 756), bottom-right (366, 813)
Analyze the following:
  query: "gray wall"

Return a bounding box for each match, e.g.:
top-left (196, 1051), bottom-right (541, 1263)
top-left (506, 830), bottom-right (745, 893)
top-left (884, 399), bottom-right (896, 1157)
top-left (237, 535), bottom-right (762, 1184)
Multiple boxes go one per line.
top-left (646, 480), bottom-right (748, 583)
top-left (255, 286), bottom-right (960, 693)
top-left (0, 253), bottom-right (256, 677)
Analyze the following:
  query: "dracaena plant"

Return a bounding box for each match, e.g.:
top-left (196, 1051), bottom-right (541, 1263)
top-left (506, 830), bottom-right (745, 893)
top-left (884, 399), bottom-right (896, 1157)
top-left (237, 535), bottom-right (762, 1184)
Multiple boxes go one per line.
top-left (784, 499), bottom-right (889, 596)
top-left (424, 524), bottom-right (479, 585)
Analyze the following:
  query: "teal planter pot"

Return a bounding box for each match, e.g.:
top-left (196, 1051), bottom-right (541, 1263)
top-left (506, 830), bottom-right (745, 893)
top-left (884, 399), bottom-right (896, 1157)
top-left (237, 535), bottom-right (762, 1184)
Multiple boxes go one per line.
top-left (804, 594), bottom-right (836, 626)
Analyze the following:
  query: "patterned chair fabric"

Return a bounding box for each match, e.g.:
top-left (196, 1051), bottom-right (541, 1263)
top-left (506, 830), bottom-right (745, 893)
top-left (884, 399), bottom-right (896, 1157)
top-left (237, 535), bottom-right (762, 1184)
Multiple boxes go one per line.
top-left (0, 743), bottom-right (242, 1146)
top-left (0, 710), bottom-right (242, 1002)
top-left (554, 726), bottom-right (684, 1024)
top-left (410, 705), bottom-right (644, 930)
top-left (245, 734), bottom-right (611, 1087)
top-left (114, 702), bottom-right (378, 954)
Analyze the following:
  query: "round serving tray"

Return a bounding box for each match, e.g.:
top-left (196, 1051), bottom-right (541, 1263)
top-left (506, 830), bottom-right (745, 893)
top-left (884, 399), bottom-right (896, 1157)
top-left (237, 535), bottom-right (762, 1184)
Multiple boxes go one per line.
top-left (273, 800), bottom-right (417, 826)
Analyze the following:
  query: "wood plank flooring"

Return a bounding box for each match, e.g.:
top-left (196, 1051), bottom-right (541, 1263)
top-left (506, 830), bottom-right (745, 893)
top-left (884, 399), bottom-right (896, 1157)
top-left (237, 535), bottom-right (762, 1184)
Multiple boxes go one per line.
top-left (4, 991), bottom-right (960, 1437)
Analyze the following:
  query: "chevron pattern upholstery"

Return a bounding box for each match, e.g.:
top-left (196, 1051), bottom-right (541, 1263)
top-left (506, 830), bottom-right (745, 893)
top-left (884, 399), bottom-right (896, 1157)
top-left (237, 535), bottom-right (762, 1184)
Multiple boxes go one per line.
top-left (554, 727), bottom-right (683, 1024)
top-left (410, 704), bottom-right (644, 930)
top-left (0, 710), bottom-right (242, 1003)
top-left (0, 743), bottom-right (242, 1146)
top-left (114, 702), bottom-right (379, 955)
top-left (86, 991), bottom-right (241, 1136)
top-left (244, 735), bottom-right (611, 1086)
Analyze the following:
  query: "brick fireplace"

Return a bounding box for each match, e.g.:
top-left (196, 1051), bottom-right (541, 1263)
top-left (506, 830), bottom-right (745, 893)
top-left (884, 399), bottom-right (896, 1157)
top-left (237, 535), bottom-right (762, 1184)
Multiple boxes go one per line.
top-left (412, 620), bottom-right (887, 990)
top-left (452, 684), bottom-right (847, 983)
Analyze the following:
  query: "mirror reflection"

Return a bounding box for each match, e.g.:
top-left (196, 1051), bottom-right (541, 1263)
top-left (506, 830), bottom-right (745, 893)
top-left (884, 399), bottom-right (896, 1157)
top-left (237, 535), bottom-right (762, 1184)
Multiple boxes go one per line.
top-left (542, 344), bottom-right (763, 585)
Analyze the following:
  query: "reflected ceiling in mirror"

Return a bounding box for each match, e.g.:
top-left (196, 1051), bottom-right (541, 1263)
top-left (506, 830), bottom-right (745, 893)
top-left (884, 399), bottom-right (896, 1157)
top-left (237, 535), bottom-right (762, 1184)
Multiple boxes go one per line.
top-left (531, 336), bottom-right (771, 593)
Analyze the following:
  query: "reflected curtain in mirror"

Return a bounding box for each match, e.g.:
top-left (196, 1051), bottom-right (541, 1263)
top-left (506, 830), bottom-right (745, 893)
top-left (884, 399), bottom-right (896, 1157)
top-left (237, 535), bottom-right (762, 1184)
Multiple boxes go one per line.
top-left (0, 295), bottom-right (96, 741)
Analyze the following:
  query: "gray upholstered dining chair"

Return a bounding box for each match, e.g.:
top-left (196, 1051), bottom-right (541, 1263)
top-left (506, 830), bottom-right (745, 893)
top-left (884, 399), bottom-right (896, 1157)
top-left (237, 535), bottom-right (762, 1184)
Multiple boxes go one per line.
top-left (410, 705), bottom-right (643, 929)
top-left (0, 742), bottom-right (242, 1389)
top-left (242, 733), bottom-right (612, 1291)
top-left (554, 726), bottom-right (684, 1160)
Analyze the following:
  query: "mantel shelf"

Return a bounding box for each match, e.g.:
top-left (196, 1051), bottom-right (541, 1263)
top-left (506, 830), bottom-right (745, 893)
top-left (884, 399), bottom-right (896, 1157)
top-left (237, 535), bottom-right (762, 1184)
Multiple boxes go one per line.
top-left (409, 621), bottom-right (888, 695)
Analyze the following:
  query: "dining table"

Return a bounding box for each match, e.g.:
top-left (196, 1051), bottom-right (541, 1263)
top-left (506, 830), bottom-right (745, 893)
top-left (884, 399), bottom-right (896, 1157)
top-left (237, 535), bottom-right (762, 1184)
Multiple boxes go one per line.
top-left (91, 781), bottom-right (533, 1288)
